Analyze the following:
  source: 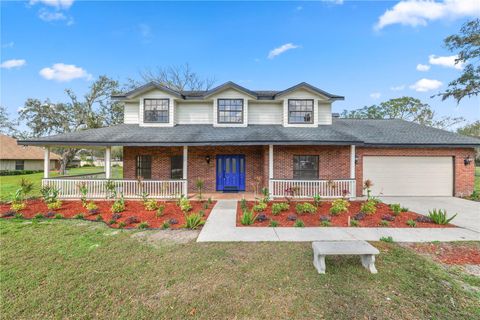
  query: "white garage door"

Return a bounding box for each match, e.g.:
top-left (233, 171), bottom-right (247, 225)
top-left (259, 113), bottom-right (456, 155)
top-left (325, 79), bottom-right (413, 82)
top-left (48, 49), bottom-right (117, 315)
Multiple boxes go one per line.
top-left (363, 156), bottom-right (453, 196)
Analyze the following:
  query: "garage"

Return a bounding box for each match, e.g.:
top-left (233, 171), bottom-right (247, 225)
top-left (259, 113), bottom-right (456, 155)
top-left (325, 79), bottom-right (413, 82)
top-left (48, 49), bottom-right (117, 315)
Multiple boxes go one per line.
top-left (363, 156), bottom-right (453, 196)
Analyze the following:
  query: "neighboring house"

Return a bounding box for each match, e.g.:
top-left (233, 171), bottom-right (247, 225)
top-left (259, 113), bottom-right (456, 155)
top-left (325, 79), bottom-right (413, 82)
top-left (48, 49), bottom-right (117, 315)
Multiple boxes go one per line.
top-left (0, 134), bottom-right (60, 171)
top-left (18, 82), bottom-right (480, 198)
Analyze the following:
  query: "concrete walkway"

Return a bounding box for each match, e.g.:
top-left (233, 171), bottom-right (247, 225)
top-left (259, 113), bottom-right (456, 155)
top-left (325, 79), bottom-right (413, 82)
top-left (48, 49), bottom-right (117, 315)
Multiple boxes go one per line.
top-left (197, 200), bottom-right (480, 242)
top-left (380, 197), bottom-right (480, 233)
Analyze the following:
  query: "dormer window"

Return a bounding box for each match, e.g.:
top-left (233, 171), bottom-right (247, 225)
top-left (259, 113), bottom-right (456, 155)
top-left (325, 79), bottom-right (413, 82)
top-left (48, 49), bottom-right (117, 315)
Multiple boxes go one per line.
top-left (144, 99), bottom-right (169, 123)
top-left (218, 99), bottom-right (243, 124)
top-left (288, 99), bottom-right (314, 124)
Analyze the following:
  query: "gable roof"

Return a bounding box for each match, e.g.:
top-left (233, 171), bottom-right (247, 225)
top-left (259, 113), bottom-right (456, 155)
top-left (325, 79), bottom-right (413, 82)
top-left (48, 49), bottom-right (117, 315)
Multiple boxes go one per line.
top-left (17, 119), bottom-right (480, 147)
top-left (112, 81), bottom-right (344, 101)
top-left (0, 134), bottom-right (61, 160)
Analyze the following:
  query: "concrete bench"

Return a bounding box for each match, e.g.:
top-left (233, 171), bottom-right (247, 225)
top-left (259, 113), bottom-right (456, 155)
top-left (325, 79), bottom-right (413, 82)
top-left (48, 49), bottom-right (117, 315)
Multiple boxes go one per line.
top-left (312, 241), bottom-right (380, 274)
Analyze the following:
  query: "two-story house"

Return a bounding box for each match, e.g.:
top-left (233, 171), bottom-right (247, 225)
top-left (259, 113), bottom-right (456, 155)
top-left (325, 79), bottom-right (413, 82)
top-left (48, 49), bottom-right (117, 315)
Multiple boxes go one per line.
top-left (19, 81), bottom-right (480, 199)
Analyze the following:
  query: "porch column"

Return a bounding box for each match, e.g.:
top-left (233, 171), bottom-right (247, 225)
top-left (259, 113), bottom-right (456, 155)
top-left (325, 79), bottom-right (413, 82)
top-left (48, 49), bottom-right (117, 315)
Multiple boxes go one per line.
top-left (268, 145), bottom-right (273, 194)
top-left (43, 147), bottom-right (50, 179)
top-left (183, 146), bottom-right (188, 195)
top-left (350, 145), bottom-right (356, 179)
top-left (105, 146), bottom-right (112, 179)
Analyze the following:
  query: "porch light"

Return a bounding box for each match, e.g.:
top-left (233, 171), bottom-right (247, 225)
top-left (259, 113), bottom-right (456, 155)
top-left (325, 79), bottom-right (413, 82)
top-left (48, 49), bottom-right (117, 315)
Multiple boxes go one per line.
top-left (464, 155), bottom-right (473, 166)
top-left (355, 155), bottom-right (359, 165)
top-left (205, 155), bottom-right (211, 164)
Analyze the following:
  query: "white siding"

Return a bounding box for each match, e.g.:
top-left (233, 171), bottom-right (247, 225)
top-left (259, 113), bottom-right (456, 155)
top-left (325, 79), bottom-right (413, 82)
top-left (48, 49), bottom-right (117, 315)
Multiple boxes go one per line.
top-left (248, 102), bottom-right (283, 124)
top-left (124, 102), bottom-right (139, 124)
top-left (176, 102), bottom-right (213, 124)
top-left (318, 102), bottom-right (332, 125)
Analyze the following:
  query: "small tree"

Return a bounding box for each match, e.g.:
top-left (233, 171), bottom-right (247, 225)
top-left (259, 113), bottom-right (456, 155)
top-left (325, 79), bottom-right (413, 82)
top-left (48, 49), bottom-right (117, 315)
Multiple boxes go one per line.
top-left (195, 178), bottom-right (205, 200)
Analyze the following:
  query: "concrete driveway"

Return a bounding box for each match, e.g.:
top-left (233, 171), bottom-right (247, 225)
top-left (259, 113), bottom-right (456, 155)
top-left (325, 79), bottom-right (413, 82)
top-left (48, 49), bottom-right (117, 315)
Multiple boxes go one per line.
top-left (380, 197), bottom-right (480, 233)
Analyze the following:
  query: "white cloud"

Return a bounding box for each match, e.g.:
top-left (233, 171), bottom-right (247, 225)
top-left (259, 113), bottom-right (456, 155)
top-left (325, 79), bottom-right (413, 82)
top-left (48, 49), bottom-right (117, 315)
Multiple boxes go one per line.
top-left (39, 63), bottom-right (92, 82)
top-left (2, 42), bottom-right (14, 48)
top-left (409, 78), bottom-right (443, 92)
top-left (390, 84), bottom-right (406, 91)
top-left (370, 92), bottom-right (382, 99)
top-left (268, 43), bottom-right (300, 59)
top-left (416, 63), bottom-right (431, 71)
top-left (429, 54), bottom-right (464, 69)
top-left (0, 59), bottom-right (26, 69)
top-left (38, 8), bottom-right (66, 21)
top-left (29, 0), bottom-right (74, 9)
top-left (375, 0), bottom-right (480, 30)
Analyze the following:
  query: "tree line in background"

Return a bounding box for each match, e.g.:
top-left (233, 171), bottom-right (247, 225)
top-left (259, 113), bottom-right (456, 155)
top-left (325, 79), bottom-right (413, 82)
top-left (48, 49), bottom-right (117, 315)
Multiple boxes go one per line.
top-left (0, 20), bottom-right (478, 171)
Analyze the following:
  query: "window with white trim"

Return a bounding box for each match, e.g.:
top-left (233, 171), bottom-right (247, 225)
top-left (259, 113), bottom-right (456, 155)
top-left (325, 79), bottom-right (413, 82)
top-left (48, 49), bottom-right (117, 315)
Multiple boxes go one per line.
top-left (217, 99), bottom-right (243, 123)
top-left (288, 99), bottom-right (314, 124)
top-left (144, 99), bottom-right (169, 123)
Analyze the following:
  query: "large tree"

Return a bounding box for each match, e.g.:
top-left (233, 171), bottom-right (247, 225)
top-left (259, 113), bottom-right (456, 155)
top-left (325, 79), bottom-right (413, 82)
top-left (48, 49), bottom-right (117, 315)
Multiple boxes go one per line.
top-left (457, 121), bottom-right (480, 163)
top-left (439, 19), bottom-right (480, 103)
top-left (19, 76), bottom-right (122, 173)
top-left (129, 63), bottom-right (216, 91)
top-left (0, 105), bottom-right (18, 136)
top-left (341, 96), bottom-right (464, 129)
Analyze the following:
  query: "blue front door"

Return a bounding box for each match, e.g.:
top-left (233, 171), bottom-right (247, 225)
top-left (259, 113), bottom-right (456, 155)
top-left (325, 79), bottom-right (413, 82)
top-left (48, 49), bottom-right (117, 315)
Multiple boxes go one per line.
top-left (216, 155), bottom-right (245, 191)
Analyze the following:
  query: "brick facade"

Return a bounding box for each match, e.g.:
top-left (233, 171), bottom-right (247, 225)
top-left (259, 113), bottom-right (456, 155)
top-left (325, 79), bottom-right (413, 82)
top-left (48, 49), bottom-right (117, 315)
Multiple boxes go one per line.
top-left (124, 145), bottom-right (476, 197)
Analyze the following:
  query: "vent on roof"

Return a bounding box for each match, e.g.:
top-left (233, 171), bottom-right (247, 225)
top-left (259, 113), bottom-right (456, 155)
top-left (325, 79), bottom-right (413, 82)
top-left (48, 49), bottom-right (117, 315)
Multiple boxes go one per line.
top-left (332, 113), bottom-right (340, 118)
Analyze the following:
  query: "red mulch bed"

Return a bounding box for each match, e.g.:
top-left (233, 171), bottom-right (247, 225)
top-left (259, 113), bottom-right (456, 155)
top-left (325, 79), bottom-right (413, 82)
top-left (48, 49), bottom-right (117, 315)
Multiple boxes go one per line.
top-left (236, 200), bottom-right (455, 228)
top-left (0, 199), bottom-right (215, 230)
top-left (408, 243), bottom-right (480, 265)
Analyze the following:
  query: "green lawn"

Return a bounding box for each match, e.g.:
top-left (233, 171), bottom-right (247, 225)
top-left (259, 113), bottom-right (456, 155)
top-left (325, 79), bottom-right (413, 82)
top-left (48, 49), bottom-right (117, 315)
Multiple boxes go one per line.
top-left (0, 166), bottom-right (123, 201)
top-left (475, 166), bottom-right (480, 193)
top-left (0, 219), bottom-right (478, 319)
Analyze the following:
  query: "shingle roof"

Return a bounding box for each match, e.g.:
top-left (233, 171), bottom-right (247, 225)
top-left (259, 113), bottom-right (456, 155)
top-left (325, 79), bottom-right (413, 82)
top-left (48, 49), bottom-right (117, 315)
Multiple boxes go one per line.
top-left (17, 119), bottom-right (480, 147)
top-left (112, 81), bottom-right (344, 101)
top-left (0, 134), bottom-right (61, 160)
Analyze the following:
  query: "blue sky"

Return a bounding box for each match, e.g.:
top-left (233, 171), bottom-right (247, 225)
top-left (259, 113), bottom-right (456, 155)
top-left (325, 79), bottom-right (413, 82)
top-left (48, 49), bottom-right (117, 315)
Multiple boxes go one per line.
top-left (1, 0), bottom-right (479, 125)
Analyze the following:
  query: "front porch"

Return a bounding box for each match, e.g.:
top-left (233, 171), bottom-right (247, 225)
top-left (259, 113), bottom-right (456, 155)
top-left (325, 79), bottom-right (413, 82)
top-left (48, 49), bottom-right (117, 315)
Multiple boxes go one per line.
top-left (41, 144), bottom-right (358, 199)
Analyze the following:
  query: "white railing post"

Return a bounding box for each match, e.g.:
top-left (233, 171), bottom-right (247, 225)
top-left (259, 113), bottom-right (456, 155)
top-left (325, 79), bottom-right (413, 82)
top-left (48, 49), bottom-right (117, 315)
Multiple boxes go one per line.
top-left (183, 146), bottom-right (188, 196)
top-left (350, 145), bottom-right (356, 199)
top-left (268, 144), bottom-right (273, 196)
top-left (44, 147), bottom-right (50, 179)
top-left (105, 146), bottom-right (112, 179)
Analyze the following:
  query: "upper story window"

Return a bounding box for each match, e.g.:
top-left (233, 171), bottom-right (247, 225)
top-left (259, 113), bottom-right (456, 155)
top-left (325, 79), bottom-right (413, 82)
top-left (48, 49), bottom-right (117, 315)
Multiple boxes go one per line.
top-left (218, 99), bottom-right (243, 124)
top-left (288, 99), bottom-right (314, 124)
top-left (144, 99), bottom-right (169, 123)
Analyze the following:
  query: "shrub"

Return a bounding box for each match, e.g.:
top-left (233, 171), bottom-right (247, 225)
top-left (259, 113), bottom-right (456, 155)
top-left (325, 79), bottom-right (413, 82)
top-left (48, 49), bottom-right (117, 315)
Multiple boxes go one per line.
top-left (184, 213), bottom-right (205, 229)
top-left (47, 200), bottom-right (62, 210)
top-left (260, 187), bottom-right (270, 203)
top-left (54, 213), bottom-right (63, 219)
top-left (295, 203), bottom-right (316, 214)
top-left (350, 219), bottom-right (359, 227)
top-left (320, 220), bottom-right (331, 227)
top-left (195, 179), bottom-right (205, 200)
top-left (329, 199), bottom-right (350, 215)
top-left (125, 216), bottom-right (140, 225)
top-left (360, 200), bottom-right (377, 215)
top-left (34, 213), bottom-right (44, 219)
top-left (313, 194), bottom-right (321, 207)
top-left (118, 221), bottom-right (126, 228)
top-left (73, 214), bottom-right (84, 219)
top-left (1, 210), bottom-right (16, 218)
top-left (401, 207), bottom-right (409, 212)
top-left (96, 215), bottom-right (103, 222)
top-left (379, 220), bottom-right (390, 227)
top-left (161, 221), bottom-right (170, 229)
top-left (198, 209), bottom-right (205, 217)
top-left (252, 202), bottom-right (267, 212)
top-left (108, 219), bottom-right (116, 225)
top-left (0, 169), bottom-right (42, 176)
top-left (269, 220), bottom-right (279, 227)
top-left (203, 202), bottom-right (209, 210)
top-left (389, 203), bottom-right (402, 216)
top-left (363, 179), bottom-right (373, 199)
top-left (406, 219), bottom-right (416, 227)
top-left (240, 210), bottom-right (257, 226)
top-left (140, 191), bottom-right (149, 204)
top-left (428, 209), bottom-right (457, 225)
top-left (78, 183), bottom-right (88, 207)
top-left (144, 199), bottom-right (158, 211)
top-left (469, 190), bottom-right (480, 201)
top-left (138, 221), bottom-right (149, 229)
top-left (294, 219), bottom-right (305, 227)
top-left (20, 178), bottom-right (34, 197)
top-left (271, 202), bottom-right (289, 215)
top-left (178, 196), bottom-right (192, 213)
top-left (85, 201), bottom-right (98, 212)
top-left (40, 185), bottom-right (59, 204)
top-left (156, 205), bottom-right (165, 217)
top-left (111, 199), bottom-right (125, 213)
top-left (207, 197), bottom-right (213, 205)
top-left (14, 213), bottom-right (23, 219)
top-left (240, 198), bottom-right (248, 212)
top-left (10, 202), bottom-right (26, 212)
top-left (380, 236), bottom-right (394, 243)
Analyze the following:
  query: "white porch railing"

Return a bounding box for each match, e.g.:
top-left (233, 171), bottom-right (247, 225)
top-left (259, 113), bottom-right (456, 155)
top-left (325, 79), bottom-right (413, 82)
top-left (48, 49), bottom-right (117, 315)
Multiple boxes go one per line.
top-left (270, 179), bottom-right (356, 198)
top-left (42, 179), bottom-right (186, 199)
